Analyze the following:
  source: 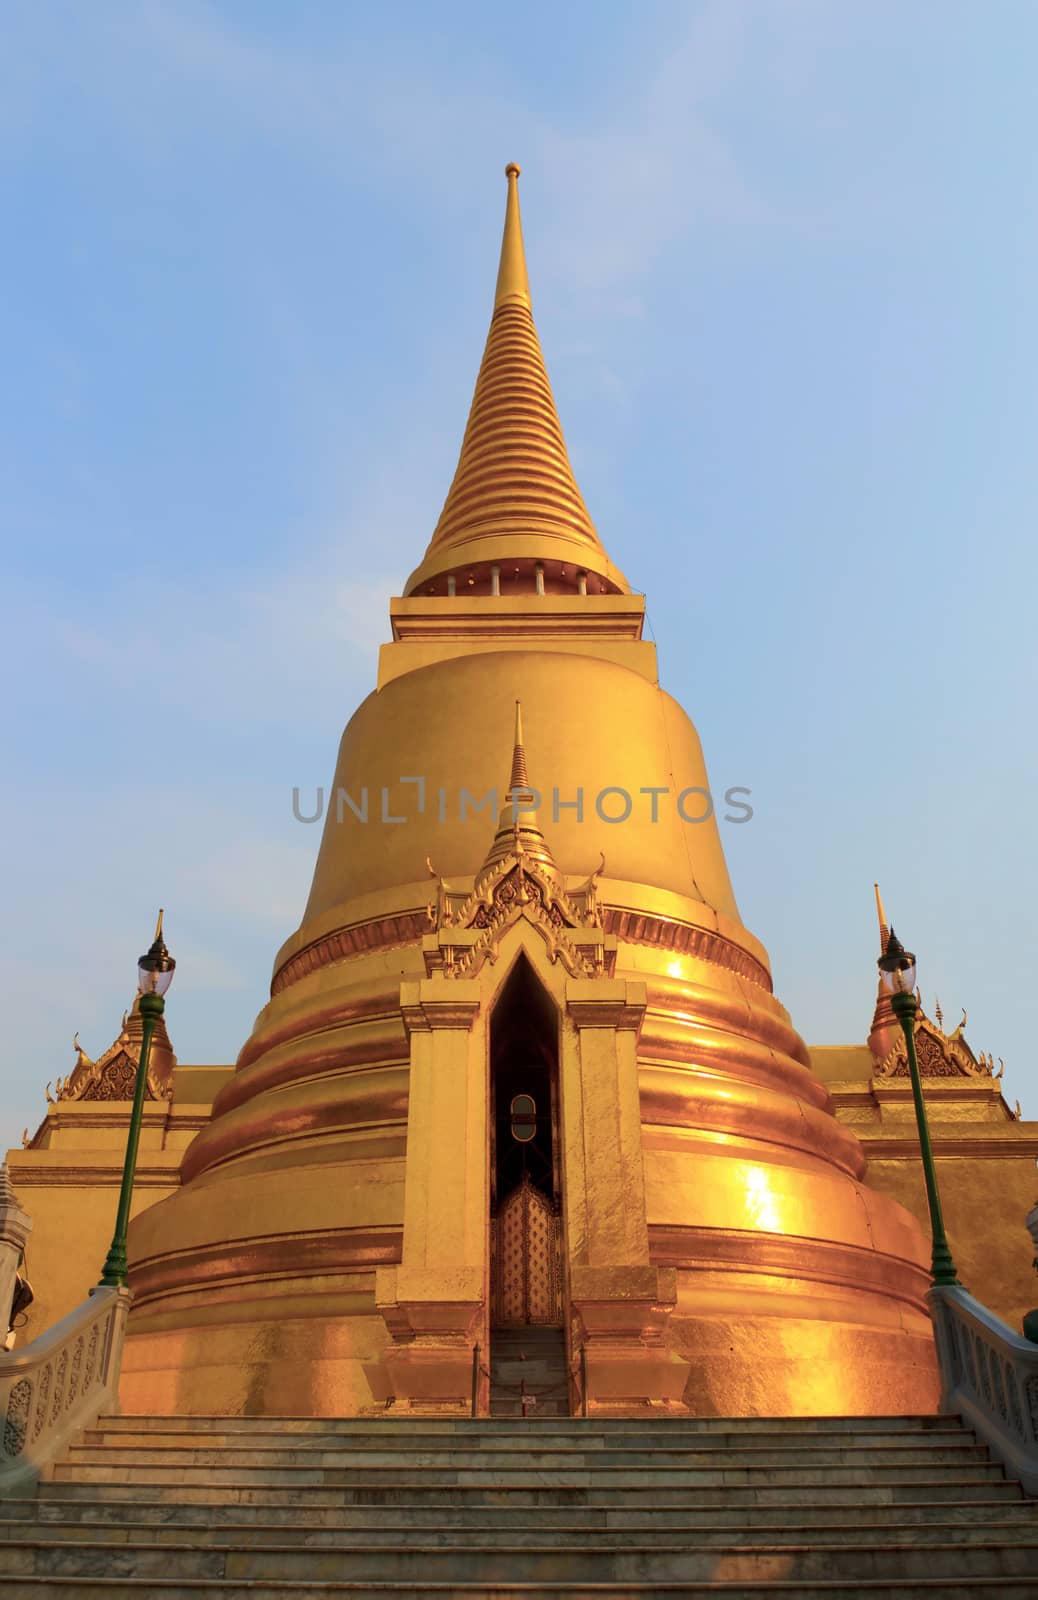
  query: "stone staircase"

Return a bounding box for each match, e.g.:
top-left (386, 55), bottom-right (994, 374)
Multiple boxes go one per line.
top-left (0, 1413), bottom-right (1036, 1596)
top-left (488, 1326), bottom-right (570, 1417)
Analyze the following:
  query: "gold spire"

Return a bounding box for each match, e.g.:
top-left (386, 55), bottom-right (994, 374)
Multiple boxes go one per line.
top-left (477, 700), bottom-right (558, 879)
top-left (154, 908), bottom-right (165, 942)
top-left (868, 883), bottom-right (899, 1061)
top-left (495, 164), bottom-right (530, 308)
top-left (509, 699), bottom-right (530, 792)
top-left (873, 883), bottom-right (889, 952)
top-left (404, 165), bottom-right (628, 596)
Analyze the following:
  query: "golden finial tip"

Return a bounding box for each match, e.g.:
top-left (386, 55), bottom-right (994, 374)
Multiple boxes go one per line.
top-left (873, 882), bottom-right (887, 923)
top-left (505, 162), bottom-right (520, 179)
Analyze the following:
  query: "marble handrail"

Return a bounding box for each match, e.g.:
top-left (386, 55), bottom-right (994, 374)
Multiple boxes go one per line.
top-left (0, 1286), bottom-right (131, 1494)
top-left (929, 1284), bottom-right (1038, 1494)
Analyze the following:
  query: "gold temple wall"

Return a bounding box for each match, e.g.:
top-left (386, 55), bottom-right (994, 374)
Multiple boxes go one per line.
top-left (5, 1079), bottom-right (222, 1346)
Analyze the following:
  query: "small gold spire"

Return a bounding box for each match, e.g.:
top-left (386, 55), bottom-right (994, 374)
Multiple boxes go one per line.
top-left (510, 700), bottom-right (530, 792)
top-left (495, 164), bottom-right (530, 309)
top-left (873, 883), bottom-right (889, 952)
top-left (154, 908), bottom-right (165, 942)
top-left (476, 700), bottom-right (558, 879)
top-left (868, 883), bottom-right (898, 1061)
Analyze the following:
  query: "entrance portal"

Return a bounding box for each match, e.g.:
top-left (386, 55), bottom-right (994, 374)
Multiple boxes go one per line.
top-left (489, 959), bottom-right (562, 1327)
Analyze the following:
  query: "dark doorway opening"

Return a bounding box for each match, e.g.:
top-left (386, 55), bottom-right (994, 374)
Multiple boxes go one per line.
top-left (489, 957), bottom-right (562, 1329)
top-left (491, 957), bottom-right (558, 1209)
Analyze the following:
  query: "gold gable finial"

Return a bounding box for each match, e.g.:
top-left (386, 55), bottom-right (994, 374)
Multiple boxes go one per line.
top-left (495, 164), bottom-right (531, 309)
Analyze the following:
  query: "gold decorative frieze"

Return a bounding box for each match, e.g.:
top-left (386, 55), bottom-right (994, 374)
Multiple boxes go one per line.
top-left (271, 910), bottom-right (432, 995)
top-left (270, 887), bottom-right (771, 998)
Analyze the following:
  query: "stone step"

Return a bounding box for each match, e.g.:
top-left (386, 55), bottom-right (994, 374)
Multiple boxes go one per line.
top-left (60, 1444), bottom-right (992, 1471)
top-left (489, 1402), bottom-right (571, 1418)
top-left (490, 1352), bottom-right (565, 1362)
top-left (32, 1478), bottom-right (1024, 1507)
top-left (3, 1535), bottom-right (1038, 1584)
top-left (488, 1385), bottom-right (570, 1396)
top-left (3, 1583), bottom-right (1038, 1599)
top-left (488, 1366), bottom-right (568, 1385)
top-left (78, 1433), bottom-right (972, 1459)
top-left (489, 1326), bottom-right (564, 1336)
top-left (7, 1405), bottom-right (1031, 1597)
top-left (2, 1519), bottom-right (1037, 1550)
top-left (488, 1356), bottom-right (567, 1369)
top-left (47, 1460), bottom-right (1012, 1488)
top-left (491, 1339), bottom-right (567, 1352)
top-left (8, 1500), bottom-right (1036, 1531)
top-left (88, 1413), bottom-right (968, 1435)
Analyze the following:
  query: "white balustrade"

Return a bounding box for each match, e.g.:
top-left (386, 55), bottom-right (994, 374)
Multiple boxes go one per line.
top-left (929, 1284), bottom-right (1038, 1494)
top-left (0, 1286), bottom-right (131, 1494)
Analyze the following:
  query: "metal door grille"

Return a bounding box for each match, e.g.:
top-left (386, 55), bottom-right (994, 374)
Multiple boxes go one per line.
top-left (491, 1173), bottom-right (562, 1326)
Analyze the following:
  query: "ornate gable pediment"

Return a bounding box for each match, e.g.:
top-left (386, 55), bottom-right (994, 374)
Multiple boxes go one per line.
top-left (875, 1007), bottom-right (1002, 1082)
top-left (62, 1043), bottom-right (165, 1103)
top-left (424, 849), bottom-right (613, 980)
top-left (28, 1010), bottom-right (174, 1149)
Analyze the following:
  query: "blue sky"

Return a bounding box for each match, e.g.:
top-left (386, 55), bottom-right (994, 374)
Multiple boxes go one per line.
top-left (2, 1), bottom-right (1036, 1154)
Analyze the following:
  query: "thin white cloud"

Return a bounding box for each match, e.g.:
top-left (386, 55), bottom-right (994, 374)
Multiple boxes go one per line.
top-left (4, 552), bottom-right (399, 735)
top-left (64, 0), bottom-right (769, 298)
top-left (178, 830), bottom-right (315, 931)
top-left (0, 784), bottom-right (312, 1154)
top-left (0, 0), bottom-right (813, 1163)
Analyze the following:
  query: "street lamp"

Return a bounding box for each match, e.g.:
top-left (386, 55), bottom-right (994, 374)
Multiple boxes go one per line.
top-left (878, 927), bottom-right (960, 1287)
top-left (99, 912), bottom-right (176, 1288)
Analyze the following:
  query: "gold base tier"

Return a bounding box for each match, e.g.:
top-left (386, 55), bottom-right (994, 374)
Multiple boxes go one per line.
top-left (119, 1287), bottom-right (938, 1419)
top-left (122, 896), bottom-right (939, 1418)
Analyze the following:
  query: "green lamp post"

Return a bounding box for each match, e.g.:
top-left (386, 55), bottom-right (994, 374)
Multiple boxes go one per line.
top-left (99, 912), bottom-right (176, 1289)
top-left (878, 927), bottom-right (960, 1287)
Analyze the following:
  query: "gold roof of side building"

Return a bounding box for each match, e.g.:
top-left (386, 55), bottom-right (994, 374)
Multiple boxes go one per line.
top-left (405, 165), bottom-right (630, 596)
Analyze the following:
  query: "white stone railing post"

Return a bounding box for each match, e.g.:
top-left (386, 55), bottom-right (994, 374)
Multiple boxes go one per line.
top-left (0, 1164), bottom-right (32, 1342)
top-left (0, 1287), bottom-right (132, 1496)
top-left (929, 1284), bottom-right (1038, 1495)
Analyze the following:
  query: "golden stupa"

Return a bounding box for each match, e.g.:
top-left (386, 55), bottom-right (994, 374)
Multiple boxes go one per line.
top-left (107, 166), bottom-right (945, 1417)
